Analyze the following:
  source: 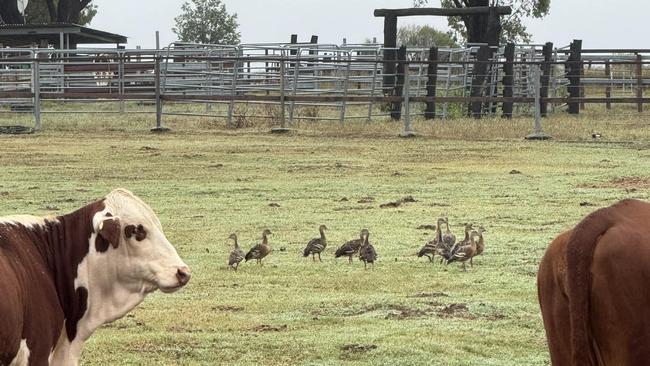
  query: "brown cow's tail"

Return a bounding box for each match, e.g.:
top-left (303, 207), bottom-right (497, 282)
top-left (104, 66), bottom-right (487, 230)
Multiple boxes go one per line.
top-left (565, 201), bottom-right (630, 366)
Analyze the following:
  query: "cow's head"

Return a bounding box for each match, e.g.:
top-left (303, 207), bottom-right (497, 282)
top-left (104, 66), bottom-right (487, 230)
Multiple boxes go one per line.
top-left (92, 189), bottom-right (190, 294)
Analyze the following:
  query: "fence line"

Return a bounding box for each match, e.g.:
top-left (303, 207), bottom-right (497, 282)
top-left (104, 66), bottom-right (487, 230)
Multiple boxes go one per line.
top-left (0, 42), bottom-right (650, 133)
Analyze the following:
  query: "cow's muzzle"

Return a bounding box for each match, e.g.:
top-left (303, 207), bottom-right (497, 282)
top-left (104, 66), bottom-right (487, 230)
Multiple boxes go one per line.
top-left (176, 266), bottom-right (191, 286)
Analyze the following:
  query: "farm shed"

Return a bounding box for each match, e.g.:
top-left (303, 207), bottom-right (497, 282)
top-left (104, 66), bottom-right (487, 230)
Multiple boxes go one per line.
top-left (0, 23), bottom-right (126, 48)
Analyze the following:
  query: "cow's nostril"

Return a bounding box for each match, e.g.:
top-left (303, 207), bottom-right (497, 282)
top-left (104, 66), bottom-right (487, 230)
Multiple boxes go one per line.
top-left (176, 266), bottom-right (191, 285)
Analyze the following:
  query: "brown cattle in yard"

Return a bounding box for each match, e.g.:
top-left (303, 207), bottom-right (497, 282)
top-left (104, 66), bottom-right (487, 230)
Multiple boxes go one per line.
top-left (0, 189), bottom-right (190, 366)
top-left (538, 199), bottom-right (650, 365)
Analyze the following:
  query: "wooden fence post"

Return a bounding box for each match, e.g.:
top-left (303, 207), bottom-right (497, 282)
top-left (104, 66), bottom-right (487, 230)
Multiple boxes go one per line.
top-left (567, 39), bottom-right (582, 115)
top-left (540, 42), bottom-right (553, 117)
top-left (383, 15), bottom-right (398, 94)
top-left (637, 53), bottom-right (644, 113)
top-left (424, 46), bottom-right (438, 119)
top-left (391, 45), bottom-right (407, 120)
top-left (469, 45), bottom-right (490, 118)
top-left (605, 60), bottom-right (611, 110)
top-left (290, 34), bottom-right (298, 68)
top-left (502, 42), bottom-right (515, 118)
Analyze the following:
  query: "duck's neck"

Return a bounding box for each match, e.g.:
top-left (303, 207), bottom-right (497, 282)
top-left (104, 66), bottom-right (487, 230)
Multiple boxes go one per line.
top-left (319, 229), bottom-right (326, 242)
top-left (262, 234), bottom-right (268, 245)
top-left (463, 228), bottom-right (471, 241)
top-left (436, 223), bottom-right (443, 241)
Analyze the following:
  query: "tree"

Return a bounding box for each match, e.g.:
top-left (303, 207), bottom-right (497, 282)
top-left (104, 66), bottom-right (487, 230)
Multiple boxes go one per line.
top-left (0, 0), bottom-right (25, 24)
top-left (397, 24), bottom-right (458, 48)
top-left (173, 0), bottom-right (240, 45)
top-left (25, 0), bottom-right (97, 25)
top-left (413, 0), bottom-right (550, 44)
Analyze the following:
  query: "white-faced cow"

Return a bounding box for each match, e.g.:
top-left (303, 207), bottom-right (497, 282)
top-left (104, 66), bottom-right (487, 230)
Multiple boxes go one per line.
top-left (0, 189), bottom-right (191, 365)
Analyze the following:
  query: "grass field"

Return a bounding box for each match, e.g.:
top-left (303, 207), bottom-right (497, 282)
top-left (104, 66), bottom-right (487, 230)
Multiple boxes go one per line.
top-left (1, 113), bottom-right (650, 365)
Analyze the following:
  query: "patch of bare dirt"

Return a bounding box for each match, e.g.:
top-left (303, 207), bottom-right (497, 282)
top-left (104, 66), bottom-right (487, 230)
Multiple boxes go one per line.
top-left (437, 303), bottom-right (473, 319)
top-left (251, 324), bottom-right (287, 332)
top-left (579, 176), bottom-right (650, 189)
top-left (334, 206), bottom-right (374, 212)
top-left (416, 225), bottom-right (437, 230)
top-left (380, 196), bottom-right (418, 209)
top-left (408, 291), bottom-right (449, 298)
top-left (357, 197), bottom-right (375, 204)
top-left (340, 344), bottom-right (378, 353)
top-left (212, 305), bottom-right (244, 312)
top-left (385, 308), bottom-right (429, 320)
top-left (380, 201), bottom-right (401, 208)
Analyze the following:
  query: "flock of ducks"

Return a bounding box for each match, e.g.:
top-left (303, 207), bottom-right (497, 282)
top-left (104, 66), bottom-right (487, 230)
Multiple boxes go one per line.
top-left (226, 219), bottom-right (485, 271)
top-left (417, 218), bottom-right (486, 271)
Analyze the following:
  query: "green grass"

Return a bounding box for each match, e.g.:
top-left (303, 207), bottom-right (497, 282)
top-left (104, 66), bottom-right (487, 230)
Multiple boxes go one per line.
top-left (1, 113), bottom-right (650, 365)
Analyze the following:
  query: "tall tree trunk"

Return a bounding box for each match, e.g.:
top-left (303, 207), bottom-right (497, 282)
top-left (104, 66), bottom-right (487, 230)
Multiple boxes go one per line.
top-left (0, 0), bottom-right (26, 24)
top-left (464, 0), bottom-right (490, 44)
top-left (46, 0), bottom-right (57, 22)
top-left (56, 0), bottom-right (71, 22)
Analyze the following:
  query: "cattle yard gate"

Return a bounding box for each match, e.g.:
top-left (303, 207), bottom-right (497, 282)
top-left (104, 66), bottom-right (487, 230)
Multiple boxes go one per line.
top-left (0, 40), bottom-right (649, 133)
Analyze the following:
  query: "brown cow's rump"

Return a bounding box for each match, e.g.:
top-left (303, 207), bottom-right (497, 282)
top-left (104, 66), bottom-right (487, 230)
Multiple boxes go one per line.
top-left (539, 199), bottom-right (650, 366)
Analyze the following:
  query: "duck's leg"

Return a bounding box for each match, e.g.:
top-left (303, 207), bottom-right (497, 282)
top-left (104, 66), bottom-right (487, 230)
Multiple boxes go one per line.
top-left (318, 253), bottom-right (322, 262)
top-left (470, 257), bottom-right (473, 267)
top-left (348, 256), bottom-right (352, 264)
top-left (312, 253), bottom-right (315, 262)
top-left (462, 262), bottom-right (467, 272)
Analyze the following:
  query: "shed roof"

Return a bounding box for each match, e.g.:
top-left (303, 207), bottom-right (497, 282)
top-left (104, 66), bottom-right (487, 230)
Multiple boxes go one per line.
top-left (0, 23), bottom-right (127, 47)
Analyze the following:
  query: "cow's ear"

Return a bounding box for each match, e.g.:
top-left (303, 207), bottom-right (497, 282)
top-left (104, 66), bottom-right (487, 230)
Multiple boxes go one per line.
top-left (98, 217), bottom-right (121, 249)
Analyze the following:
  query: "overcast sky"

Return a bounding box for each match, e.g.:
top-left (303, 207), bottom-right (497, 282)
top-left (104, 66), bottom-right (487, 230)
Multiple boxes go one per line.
top-left (90, 0), bottom-right (644, 49)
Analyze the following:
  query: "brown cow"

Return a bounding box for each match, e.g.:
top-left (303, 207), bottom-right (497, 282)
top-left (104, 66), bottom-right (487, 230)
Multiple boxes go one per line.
top-left (0, 189), bottom-right (191, 365)
top-left (538, 199), bottom-right (650, 365)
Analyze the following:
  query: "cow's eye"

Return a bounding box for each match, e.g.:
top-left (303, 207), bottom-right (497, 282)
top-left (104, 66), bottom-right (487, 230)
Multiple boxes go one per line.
top-left (135, 225), bottom-right (147, 241)
top-left (125, 224), bottom-right (147, 241)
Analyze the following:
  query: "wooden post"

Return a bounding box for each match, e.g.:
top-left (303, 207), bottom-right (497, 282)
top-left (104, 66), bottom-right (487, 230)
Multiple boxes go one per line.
top-left (540, 42), bottom-right (553, 117)
top-left (391, 45), bottom-right (407, 120)
top-left (290, 34), bottom-right (298, 68)
top-left (580, 62), bottom-right (585, 110)
top-left (605, 60), bottom-right (611, 110)
top-left (383, 15), bottom-right (398, 94)
top-left (502, 42), bottom-right (515, 118)
top-left (469, 45), bottom-right (490, 118)
top-left (309, 35), bottom-right (318, 76)
top-left (567, 39), bottom-right (582, 115)
top-left (637, 53), bottom-right (643, 113)
top-left (424, 46), bottom-right (438, 119)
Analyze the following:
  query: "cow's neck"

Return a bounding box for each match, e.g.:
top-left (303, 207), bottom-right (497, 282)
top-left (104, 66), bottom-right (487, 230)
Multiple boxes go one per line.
top-left (29, 201), bottom-right (103, 338)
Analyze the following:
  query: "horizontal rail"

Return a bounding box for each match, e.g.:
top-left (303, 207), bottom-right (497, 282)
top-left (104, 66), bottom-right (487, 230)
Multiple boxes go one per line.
top-left (3, 91), bottom-right (649, 105)
top-left (374, 6), bottom-right (512, 17)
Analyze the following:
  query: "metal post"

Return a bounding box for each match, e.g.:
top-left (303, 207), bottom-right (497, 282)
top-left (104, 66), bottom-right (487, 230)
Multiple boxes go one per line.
top-left (525, 65), bottom-right (551, 140)
top-left (339, 53), bottom-right (351, 125)
top-left (400, 61), bottom-right (416, 137)
top-left (151, 31), bottom-right (169, 132)
top-left (289, 49), bottom-right (301, 123)
top-left (271, 53), bottom-right (290, 133)
top-left (32, 52), bottom-right (41, 131)
top-left (118, 52), bottom-right (125, 113)
top-left (367, 50), bottom-right (379, 122)
top-left (227, 50), bottom-right (240, 128)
